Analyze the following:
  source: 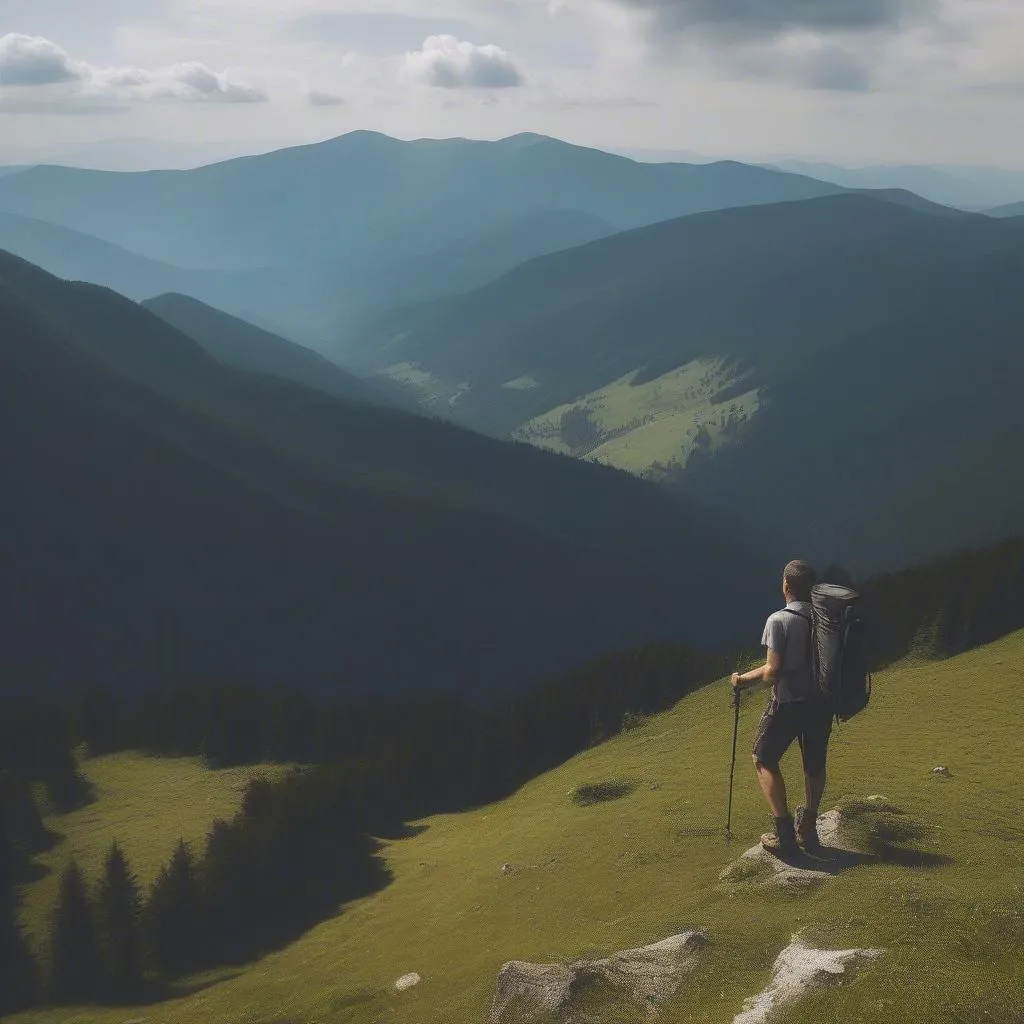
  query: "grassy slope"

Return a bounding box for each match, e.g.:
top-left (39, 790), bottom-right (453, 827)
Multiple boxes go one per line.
top-left (21, 755), bottom-right (288, 958)
top-left (515, 360), bottom-right (759, 473)
top-left (16, 632), bottom-right (1024, 1023)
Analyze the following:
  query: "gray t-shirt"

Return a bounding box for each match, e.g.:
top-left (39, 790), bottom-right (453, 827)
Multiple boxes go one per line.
top-left (761, 601), bottom-right (814, 703)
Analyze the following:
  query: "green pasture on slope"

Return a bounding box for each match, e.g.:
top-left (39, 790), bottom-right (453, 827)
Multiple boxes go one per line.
top-left (14, 631), bottom-right (1024, 1024)
top-left (515, 359), bottom-right (759, 473)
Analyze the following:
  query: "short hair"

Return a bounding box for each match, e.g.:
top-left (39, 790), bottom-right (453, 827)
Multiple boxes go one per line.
top-left (783, 560), bottom-right (817, 601)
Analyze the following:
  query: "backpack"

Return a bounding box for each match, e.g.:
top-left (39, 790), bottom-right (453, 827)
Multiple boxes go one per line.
top-left (785, 584), bottom-right (871, 721)
top-left (808, 583), bottom-right (871, 722)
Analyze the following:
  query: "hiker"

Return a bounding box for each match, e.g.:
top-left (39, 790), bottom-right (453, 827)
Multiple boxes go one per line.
top-left (730, 560), bottom-right (831, 855)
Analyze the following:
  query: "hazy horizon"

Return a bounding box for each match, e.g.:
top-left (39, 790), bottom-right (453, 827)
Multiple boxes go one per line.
top-left (3, 0), bottom-right (1024, 174)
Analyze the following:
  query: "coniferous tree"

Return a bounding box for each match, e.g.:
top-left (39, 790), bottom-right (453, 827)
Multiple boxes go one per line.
top-left (146, 840), bottom-right (203, 978)
top-left (49, 859), bottom-right (100, 1002)
top-left (97, 842), bottom-right (144, 998)
top-left (0, 792), bottom-right (38, 1013)
top-left (0, 881), bottom-right (37, 1012)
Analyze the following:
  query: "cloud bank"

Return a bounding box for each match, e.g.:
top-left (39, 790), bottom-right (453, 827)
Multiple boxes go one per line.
top-left (405, 35), bottom-right (524, 88)
top-left (614, 0), bottom-right (936, 39)
top-left (0, 33), bottom-right (266, 104)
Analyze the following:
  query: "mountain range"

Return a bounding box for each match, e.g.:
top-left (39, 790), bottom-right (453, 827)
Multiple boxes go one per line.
top-left (0, 132), bottom-right (854, 343)
top-left (769, 159), bottom-right (1024, 210)
top-left (0, 250), bottom-right (772, 698)
top-left (357, 193), bottom-right (1024, 572)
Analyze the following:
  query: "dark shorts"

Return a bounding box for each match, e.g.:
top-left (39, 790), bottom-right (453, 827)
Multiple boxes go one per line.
top-left (753, 695), bottom-right (833, 775)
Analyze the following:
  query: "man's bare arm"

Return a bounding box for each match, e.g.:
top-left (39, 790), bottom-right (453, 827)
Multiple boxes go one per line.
top-left (731, 649), bottom-right (782, 691)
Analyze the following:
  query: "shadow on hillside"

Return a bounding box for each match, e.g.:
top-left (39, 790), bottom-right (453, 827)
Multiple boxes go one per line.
top-left (769, 843), bottom-right (952, 873)
top-left (16, 859), bottom-right (52, 884)
top-left (373, 821), bottom-right (429, 840)
top-left (165, 970), bottom-right (245, 1000)
top-left (769, 845), bottom-right (874, 875)
top-left (877, 847), bottom-right (954, 868)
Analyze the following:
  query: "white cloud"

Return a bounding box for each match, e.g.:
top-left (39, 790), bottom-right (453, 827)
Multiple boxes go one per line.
top-left (307, 86), bottom-right (345, 106)
top-left (0, 33), bottom-right (84, 85)
top-left (90, 61), bottom-right (268, 102)
top-left (0, 32), bottom-right (266, 104)
top-left (404, 34), bottom-right (524, 88)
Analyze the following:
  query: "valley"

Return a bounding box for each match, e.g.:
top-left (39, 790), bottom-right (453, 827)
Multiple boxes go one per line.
top-left (2, 110), bottom-right (1023, 1024)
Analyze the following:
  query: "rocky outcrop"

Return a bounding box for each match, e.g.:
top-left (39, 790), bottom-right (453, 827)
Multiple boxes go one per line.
top-left (719, 809), bottom-right (871, 891)
top-left (489, 931), bottom-right (707, 1023)
top-left (734, 938), bottom-right (883, 1024)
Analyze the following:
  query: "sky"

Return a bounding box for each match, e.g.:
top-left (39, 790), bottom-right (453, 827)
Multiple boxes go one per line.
top-left (1, 0), bottom-right (1023, 169)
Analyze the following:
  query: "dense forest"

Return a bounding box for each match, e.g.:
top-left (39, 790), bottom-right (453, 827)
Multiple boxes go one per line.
top-left (3, 534), bottom-right (1021, 1009)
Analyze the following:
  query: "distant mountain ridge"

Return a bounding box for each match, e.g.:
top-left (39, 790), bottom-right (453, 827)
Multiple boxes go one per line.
top-left (354, 194), bottom-right (1016, 422)
top-left (987, 201), bottom-right (1024, 218)
top-left (0, 131), bottom-right (855, 343)
top-left (771, 159), bottom-right (1024, 210)
top-left (354, 192), bottom-right (1024, 571)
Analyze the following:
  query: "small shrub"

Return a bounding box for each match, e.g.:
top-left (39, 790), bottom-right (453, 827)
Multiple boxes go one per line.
top-left (621, 711), bottom-right (649, 731)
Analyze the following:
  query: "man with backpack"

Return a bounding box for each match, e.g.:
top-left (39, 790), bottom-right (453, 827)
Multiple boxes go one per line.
top-left (730, 560), bottom-right (831, 856)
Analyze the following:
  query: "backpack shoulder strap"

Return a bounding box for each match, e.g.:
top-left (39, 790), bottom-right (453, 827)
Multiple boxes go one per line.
top-left (782, 608), bottom-right (817, 693)
top-left (782, 609), bottom-right (811, 623)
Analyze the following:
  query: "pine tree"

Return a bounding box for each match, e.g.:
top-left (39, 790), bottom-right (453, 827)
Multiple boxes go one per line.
top-left (146, 840), bottom-right (203, 977)
top-left (97, 842), bottom-right (144, 998)
top-left (0, 883), bottom-right (37, 1011)
top-left (0, 797), bottom-right (38, 1013)
top-left (49, 859), bottom-right (100, 1002)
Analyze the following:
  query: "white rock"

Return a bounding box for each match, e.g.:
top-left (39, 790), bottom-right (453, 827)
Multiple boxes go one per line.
top-left (394, 972), bottom-right (421, 992)
top-left (932, 766), bottom-right (951, 777)
top-left (734, 939), bottom-right (883, 1024)
top-left (489, 931), bottom-right (707, 1023)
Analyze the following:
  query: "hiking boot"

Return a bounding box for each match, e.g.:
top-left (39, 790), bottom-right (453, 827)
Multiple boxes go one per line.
top-left (794, 805), bottom-right (822, 852)
top-left (760, 814), bottom-right (799, 857)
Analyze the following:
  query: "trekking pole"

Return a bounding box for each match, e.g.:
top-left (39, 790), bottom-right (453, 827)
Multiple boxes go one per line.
top-left (726, 683), bottom-right (741, 843)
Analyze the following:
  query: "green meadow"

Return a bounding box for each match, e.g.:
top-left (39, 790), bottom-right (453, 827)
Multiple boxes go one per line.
top-left (15, 631), bottom-right (1024, 1024)
top-left (515, 359), bottom-right (759, 473)
top-left (20, 755), bottom-right (289, 960)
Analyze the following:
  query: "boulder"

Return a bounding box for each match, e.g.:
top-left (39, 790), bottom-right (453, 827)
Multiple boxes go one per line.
top-left (719, 809), bottom-right (870, 891)
top-left (733, 938), bottom-right (882, 1024)
top-left (489, 931), bottom-right (707, 1024)
top-left (394, 972), bottom-right (421, 992)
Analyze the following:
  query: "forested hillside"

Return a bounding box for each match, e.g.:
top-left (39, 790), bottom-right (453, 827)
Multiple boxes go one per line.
top-left (0, 252), bottom-right (769, 697)
top-left (360, 194), bottom-right (1024, 571)
top-left (142, 293), bottom-right (413, 410)
top-left (3, 532), bottom-right (1021, 1018)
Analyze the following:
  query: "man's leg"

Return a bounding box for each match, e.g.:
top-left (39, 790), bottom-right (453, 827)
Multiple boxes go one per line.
top-left (756, 760), bottom-right (790, 818)
top-left (795, 705), bottom-right (833, 848)
top-left (803, 769), bottom-right (826, 818)
top-left (751, 699), bottom-right (799, 853)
